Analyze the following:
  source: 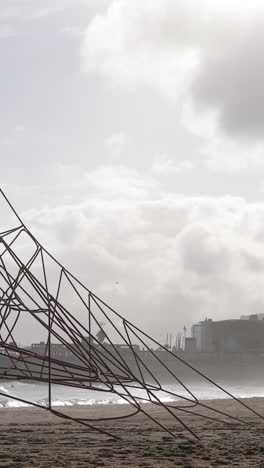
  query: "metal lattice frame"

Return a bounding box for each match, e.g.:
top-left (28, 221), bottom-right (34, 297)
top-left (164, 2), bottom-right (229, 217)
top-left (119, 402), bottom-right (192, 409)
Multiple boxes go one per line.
top-left (0, 188), bottom-right (262, 440)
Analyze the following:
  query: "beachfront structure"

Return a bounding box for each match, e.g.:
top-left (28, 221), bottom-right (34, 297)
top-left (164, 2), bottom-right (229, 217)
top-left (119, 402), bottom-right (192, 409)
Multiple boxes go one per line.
top-left (192, 316), bottom-right (264, 353)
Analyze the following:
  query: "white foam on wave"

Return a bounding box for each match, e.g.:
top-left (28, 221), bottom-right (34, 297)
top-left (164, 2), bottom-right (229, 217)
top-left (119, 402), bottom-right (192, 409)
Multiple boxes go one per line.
top-left (0, 386), bottom-right (10, 394)
top-left (0, 396), bottom-right (136, 409)
top-left (44, 397), bottom-right (130, 407)
top-left (0, 395), bottom-right (173, 409)
top-left (0, 399), bottom-right (29, 408)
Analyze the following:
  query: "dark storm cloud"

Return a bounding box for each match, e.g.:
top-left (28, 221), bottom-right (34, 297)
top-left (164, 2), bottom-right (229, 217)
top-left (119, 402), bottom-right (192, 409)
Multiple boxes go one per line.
top-left (192, 19), bottom-right (264, 140)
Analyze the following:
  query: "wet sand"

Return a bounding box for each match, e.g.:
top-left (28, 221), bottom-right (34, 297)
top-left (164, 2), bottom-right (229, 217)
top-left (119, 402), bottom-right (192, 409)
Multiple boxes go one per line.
top-left (0, 397), bottom-right (264, 467)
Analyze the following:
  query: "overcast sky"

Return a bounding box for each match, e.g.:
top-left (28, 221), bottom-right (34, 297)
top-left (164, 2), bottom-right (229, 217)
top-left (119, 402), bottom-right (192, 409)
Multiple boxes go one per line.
top-left (1, 0), bottom-right (264, 341)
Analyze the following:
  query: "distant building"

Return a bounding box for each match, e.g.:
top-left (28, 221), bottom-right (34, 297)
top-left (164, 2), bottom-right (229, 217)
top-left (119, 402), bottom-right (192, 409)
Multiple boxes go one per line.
top-left (184, 337), bottom-right (196, 353)
top-left (191, 317), bottom-right (264, 353)
top-left (30, 342), bottom-right (73, 358)
top-left (240, 313), bottom-right (264, 321)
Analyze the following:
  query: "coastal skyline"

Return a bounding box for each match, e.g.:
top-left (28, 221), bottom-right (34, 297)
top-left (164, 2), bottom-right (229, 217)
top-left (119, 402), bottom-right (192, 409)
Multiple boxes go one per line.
top-left (1, 0), bottom-right (264, 338)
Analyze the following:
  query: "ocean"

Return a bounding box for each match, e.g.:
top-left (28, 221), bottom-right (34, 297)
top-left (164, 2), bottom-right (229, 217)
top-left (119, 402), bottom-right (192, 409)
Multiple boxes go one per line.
top-left (0, 380), bottom-right (264, 409)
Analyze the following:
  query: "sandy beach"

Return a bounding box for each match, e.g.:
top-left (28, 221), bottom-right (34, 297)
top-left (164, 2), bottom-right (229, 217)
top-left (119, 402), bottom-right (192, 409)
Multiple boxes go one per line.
top-left (0, 398), bottom-right (264, 467)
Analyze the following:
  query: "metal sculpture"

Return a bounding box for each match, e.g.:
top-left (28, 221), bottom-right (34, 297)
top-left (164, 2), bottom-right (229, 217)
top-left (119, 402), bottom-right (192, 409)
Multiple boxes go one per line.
top-left (0, 188), bottom-right (262, 439)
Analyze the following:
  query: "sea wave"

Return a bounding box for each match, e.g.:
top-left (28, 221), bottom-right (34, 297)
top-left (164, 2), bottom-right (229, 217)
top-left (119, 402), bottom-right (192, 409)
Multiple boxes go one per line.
top-left (0, 382), bottom-right (264, 409)
top-left (0, 399), bottom-right (30, 408)
top-left (0, 396), bottom-right (133, 409)
top-left (0, 386), bottom-right (10, 394)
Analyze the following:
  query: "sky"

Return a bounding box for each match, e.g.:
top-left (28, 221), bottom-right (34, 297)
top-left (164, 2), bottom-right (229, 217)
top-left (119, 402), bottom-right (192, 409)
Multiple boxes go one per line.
top-left (1, 0), bottom-right (264, 341)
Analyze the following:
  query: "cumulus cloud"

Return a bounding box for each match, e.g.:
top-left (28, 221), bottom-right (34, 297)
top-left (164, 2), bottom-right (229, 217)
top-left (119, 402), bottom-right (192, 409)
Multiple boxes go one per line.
top-left (4, 164), bottom-right (264, 339)
top-left (82, 0), bottom-right (264, 170)
top-left (82, 0), bottom-right (202, 96)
